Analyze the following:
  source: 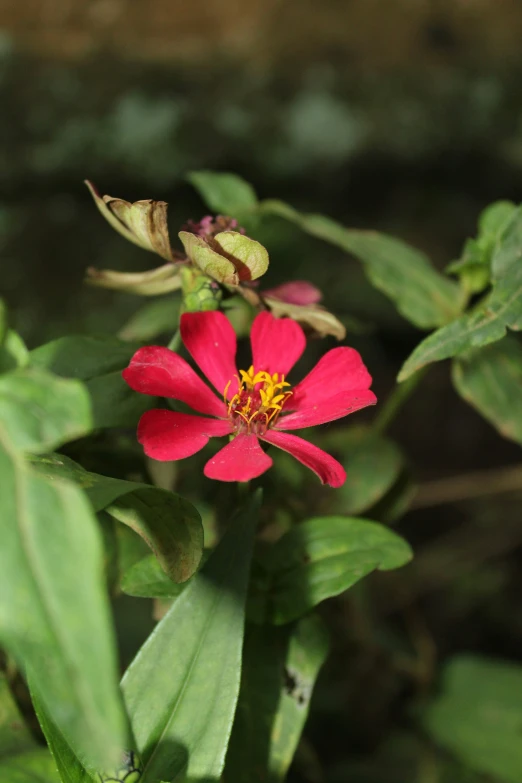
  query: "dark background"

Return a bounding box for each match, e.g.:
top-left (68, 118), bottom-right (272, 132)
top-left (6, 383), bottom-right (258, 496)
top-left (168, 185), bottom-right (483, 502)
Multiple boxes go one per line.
top-left (2, 2), bottom-right (522, 780)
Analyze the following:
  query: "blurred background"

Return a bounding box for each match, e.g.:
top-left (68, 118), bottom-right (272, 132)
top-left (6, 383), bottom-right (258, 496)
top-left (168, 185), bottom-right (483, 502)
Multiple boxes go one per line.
top-left (2, 1), bottom-right (522, 780)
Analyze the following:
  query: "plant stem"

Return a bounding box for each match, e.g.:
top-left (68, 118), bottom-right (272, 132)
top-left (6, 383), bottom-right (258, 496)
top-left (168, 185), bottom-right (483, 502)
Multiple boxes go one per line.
top-left (372, 367), bottom-right (427, 435)
top-left (167, 328), bottom-right (182, 352)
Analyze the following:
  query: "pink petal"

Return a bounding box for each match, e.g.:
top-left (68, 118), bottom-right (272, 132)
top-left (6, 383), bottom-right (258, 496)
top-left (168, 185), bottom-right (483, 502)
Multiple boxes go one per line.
top-left (204, 434), bottom-right (273, 482)
top-left (122, 346), bottom-right (226, 418)
top-left (288, 347), bottom-right (373, 410)
top-left (250, 311), bottom-right (306, 377)
top-left (180, 311), bottom-right (239, 398)
top-left (138, 409), bottom-right (231, 461)
top-left (263, 280), bottom-right (322, 306)
top-left (262, 430), bottom-right (346, 488)
top-left (275, 389), bottom-right (377, 430)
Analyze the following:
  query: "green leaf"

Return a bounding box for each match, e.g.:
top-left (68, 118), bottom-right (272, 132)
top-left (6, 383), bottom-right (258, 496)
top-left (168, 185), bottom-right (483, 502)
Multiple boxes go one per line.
top-left (425, 655), bottom-right (522, 783)
top-left (331, 431), bottom-right (404, 515)
top-left (225, 614), bottom-right (328, 783)
top-left (30, 336), bottom-right (141, 381)
top-left (30, 685), bottom-right (94, 783)
top-left (31, 454), bottom-right (203, 583)
top-left (0, 300), bottom-right (6, 345)
top-left (398, 259), bottom-right (522, 380)
top-left (121, 554), bottom-right (190, 598)
top-left (0, 749), bottom-right (62, 783)
top-left (261, 200), bottom-right (465, 329)
top-left (0, 369), bottom-right (92, 453)
top-left (0, 432), bottom-right (128, 769)
top-left (30, 336), bottom-right (152, 429)
top-left (118, 296), bottom-right (180, 341)
top-left (121, 491), bottom-right (262, 783)
top-left (187, 171), bottom-right (259, 215)
top-left (0, 674), bottom-right (35, 757)
top-left (452, 337), bottom-right (522, 446)
top-left (256, 516), bottom-right (412, 625)
top-left (491, 203), bottom-right (522, 280)
top-left (0, 331), bottom-right (29, 374)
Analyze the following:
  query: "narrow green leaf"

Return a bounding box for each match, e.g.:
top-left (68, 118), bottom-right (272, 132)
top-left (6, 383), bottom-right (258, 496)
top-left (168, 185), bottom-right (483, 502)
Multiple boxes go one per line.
top-left (452, 337), bottom-right (522, 446)
top-left (31, 454), bottom-right (203, 583)
top-left (225, 614), bottom-right (328, 783)
top-left (121, 491), bottom-right (262, 783)
top-left (261, 200), bottom-right (465, 329)
top-left (0, 749), bottom-right (61, 783)
top-left (398, 259), bottom-right (522, 380)
top-left (257, 516), bottom-right (412, 625)
top-left (0, 431), bottom-right (128, 769)
top-left (0, 674), bottom-right (35, 757)
top-left (0, 369), bottom-right (92, 453)
top-left (425, 655), bottom-right (522, 783)
top-left (30, 685), bottom-right (94, 783)
top-left (187, 171), bottom-right (259, 215)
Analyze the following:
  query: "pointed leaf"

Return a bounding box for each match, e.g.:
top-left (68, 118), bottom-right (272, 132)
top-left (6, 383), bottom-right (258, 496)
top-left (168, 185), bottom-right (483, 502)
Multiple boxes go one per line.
top-left (86, 263), bottom-right (182, 296)
top-left (178, 231), bottom-right (239, 285)
top-left (0, 432), bottom-right (127, 769)
top-left (121, 554), bottom-right (189, 598)
top-left (398, 259), bottom-right (522, 380)
top-left (121, 491), bottom-right (261, 783)
top-left (491, 204), bottom-right (522, 280)
top-left (225, 614), bottom-right (328, 783)
top-left (118, 296), bottom-right (180, 342)
top-left (0, 369), bottom-right (92, 453)
top-left (256, 516), bottom-right (412, 624)
top-left (452, 337), bottom-right (522, 446)
top-left (187, 171), bottom-right (259, 215)
top-left (425, 656), bottom-right (522, 783)
top-left (86, 181), bottom-right (175, 261)
top-left (261, 200), bottom-right (465, 329)
top-left (31, 454), bottom-right (203, 583)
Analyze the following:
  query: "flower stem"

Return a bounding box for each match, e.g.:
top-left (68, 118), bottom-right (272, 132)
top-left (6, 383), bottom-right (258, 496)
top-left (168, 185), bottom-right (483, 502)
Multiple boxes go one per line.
top-left (373, 367), bottom-right (427, 435)
top-left (167, 328), bottom-right (182, 352)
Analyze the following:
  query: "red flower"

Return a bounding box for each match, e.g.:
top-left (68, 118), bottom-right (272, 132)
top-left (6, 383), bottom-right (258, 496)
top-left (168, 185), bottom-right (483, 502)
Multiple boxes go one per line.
top-left (122, 311), bottom-right (376, 487)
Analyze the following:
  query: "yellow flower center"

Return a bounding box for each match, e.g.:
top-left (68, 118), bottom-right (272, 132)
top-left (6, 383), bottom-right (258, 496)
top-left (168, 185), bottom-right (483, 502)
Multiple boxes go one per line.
top-left (224, 366), bottom-right (292, 434)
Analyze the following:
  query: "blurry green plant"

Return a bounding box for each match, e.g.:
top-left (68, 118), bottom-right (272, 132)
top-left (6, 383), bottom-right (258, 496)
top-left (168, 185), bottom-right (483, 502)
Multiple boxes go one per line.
top-left (0, 168), bottom-right (521, 783)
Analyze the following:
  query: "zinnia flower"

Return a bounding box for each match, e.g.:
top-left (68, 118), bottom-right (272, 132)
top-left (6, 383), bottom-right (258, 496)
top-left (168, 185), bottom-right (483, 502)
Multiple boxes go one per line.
top-left (122, 311), bottom-right (376, 487)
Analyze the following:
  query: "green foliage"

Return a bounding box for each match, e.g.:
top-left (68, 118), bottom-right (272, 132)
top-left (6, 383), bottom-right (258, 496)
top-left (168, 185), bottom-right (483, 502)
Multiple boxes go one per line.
top-left (446, 200), bottom-right (517, 294)
top-left (0, 749), bottom-right (62, 783)
top-left (31, 336), bottom-right (154, 428)
top-left (118, 295), bottom-right (180, 341)
top-left (121, 492), bottom-right (261, 783)
top-left (425, 656), bottom-right (522, 783)
top-left (187, 171), bottom-right (259, 216)
top-left (121, 554), bottom-right (190, 598)
top-left (225, 614), bottom-right (329, 783)
top-left (31, 454), bottom-right (203, 583)
top-left (399, 206), bottom-right (522, 380)
top-left (0, 674), bottom-right (34, 757)
top-left (0, 433), bottom-right (127, 769)
top-left (0, 369), bottom-right (92, 453)
top-left (328, 430), bottom-right (405, 515)
top-left (453, 337), bottom-right (522, 446)
top-left (252, 516), bottom-right (412, 625)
